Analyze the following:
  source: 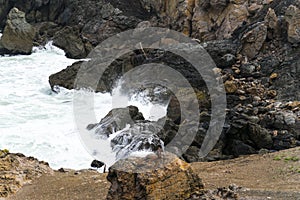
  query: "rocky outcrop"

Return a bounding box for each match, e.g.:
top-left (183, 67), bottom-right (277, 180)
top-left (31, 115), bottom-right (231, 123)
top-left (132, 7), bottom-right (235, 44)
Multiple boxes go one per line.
top-left (2, 0), bottom-right (299, 164)
top-left (48, 61), bottom-right (83, 92)
top-left (0, 7), bottom-right (35, 55)
top-left (106, 152), bottom-right (204, 200)
top-left (0, 149), bottom-right (53, 198)
top-left (52, 26), bottom-right (87, 59)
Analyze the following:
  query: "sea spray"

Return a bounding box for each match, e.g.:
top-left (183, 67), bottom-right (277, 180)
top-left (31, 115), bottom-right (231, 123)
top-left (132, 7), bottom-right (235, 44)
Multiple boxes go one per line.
top-left (0, 42), bottom-right (167, 169)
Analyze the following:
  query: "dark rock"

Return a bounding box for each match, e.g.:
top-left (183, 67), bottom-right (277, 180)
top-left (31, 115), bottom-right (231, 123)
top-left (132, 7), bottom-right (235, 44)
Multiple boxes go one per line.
top-left (53, 26), bottom-right (87, 58)
top-left (91, 160), bottom-right (105, 168)
top-left (49, 61), bottom-right (82, 92)
top-left (202, 40), bottom-right (238, 69)
top-left (225, 140), bottom-right (257, 156)
top-left (89, 106), bottom-right (144, 138)
top-left (248, 123), bottom-right (273, 149)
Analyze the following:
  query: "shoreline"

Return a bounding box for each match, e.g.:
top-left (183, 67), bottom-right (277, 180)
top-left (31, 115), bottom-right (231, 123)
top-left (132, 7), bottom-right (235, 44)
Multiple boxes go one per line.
top-left (2, 147), bottom-right (300, 199)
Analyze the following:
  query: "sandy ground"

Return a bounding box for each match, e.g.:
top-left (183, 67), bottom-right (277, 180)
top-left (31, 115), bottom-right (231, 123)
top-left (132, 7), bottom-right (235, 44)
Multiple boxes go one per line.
top-left (7, 147), bottom-right (300, 200)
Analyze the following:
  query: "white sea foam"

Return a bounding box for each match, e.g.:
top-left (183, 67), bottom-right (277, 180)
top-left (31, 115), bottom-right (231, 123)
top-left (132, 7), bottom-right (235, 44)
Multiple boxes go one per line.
top-left (0, 42), bottom-right (166, 170)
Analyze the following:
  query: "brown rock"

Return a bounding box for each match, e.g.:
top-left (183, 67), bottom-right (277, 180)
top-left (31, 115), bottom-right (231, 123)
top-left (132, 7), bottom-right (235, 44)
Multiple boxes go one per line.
top-left (0, 7), bottom-right (35, 55)
top-left (265, 8), bottom-right (278, 30)
top-left (240, 23), bottom-right (267, 59)
top-left (192, 0), bottom-right (249, 41)
top-left (285, 5), bottom-right (300, 43)
top-left (287, 101), bottom-right (300, 109)
top-left (270, 72), bottom-right (278, 80)
top-left (106, 152), bottom-right (204, 200)
top-left (0, 150), bottom-right (52, 198)
top-left (267, 90), bottom-right (277, 98)
top-left (224, 80), bottom-right (238, 94)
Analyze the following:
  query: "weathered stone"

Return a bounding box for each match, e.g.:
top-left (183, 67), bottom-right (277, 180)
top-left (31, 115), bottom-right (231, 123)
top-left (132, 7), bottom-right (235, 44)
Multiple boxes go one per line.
top-left (0, 150), bottom-right (52, 198)
top-left (106, 152), bottom-right (204, 200)
top-left (192, 0), bottom-right (249, 41)
top-left (265, 8), bottom-right (278, 30)
top-left (224, 80), bottom-right (238, 94)
top-left (53, 26), bottom-right (87, 59)
top-left (285, 5), bottom-right (300, 43)
top-left (240, 23), bottom-right (267, 59)
top-left (248, 123), bottom-right (273, 149)
top-left (0, 7), bottom-right (35, 55)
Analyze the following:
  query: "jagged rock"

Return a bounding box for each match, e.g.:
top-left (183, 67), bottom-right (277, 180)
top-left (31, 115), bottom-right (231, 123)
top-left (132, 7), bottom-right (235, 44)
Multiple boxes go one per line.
top-left (265, 8), bottom-right (278, 30)
top-left (88, 106), bottom-right (145, 138)
top-left (106, 152), bottom-right (204, 200)
top-left (53, 26), bottom-right (87, 58)
top-left (202, 40), bottom-right (238, 68)
top-left (248, 123), bottom-right (273, 149)
top-left (240, 22), bottom-right (267, 59)
top-left (285, 5), bottom-right (300, 43)
top-left (0, 150), bottom-right (53, 198)
top-left (0, 7), bottom-right (35, 55)
top-left (49, 61), bottom-right (83, 92)
top-left (192, 0), bottom-right (249, 41)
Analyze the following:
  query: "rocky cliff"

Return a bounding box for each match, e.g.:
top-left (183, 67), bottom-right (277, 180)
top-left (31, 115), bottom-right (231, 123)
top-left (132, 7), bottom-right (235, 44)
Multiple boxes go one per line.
top-left (1, 0), bottom-right (299, 169)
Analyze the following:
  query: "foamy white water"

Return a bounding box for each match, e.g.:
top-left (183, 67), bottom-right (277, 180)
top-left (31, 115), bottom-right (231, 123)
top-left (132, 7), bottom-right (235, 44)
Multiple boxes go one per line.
top-left (0, 41), bottom-right (166, 170)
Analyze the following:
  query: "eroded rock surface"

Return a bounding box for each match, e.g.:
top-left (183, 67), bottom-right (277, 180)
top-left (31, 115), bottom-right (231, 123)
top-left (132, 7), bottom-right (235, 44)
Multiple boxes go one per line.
top-left (0, 7), bottom-right (35, 55)
top-left (0, 150), bottom-right (53, 198)
top-left (106, 152), bottom-right (204, 200)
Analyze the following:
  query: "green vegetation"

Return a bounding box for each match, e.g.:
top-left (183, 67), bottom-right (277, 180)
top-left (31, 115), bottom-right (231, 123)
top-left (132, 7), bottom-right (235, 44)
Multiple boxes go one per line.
top-left (0, 149), bottom-right (10, 157)
top-left (273, 155), bottom-right (299, 162)
top-left (273, 155), bottom-right (282, 161)
top-left (284, 156), bottom-right (299, 162)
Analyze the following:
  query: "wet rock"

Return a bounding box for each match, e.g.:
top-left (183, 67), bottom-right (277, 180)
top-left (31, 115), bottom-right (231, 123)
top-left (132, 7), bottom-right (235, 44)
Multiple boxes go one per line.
top-left (0, 7), bottom-right (35, 55)
top-left (90, 106), bottom-right (144, 138)
top-left (106, 152), bottom-right (204, 200)
top-left (49, 61), bottom-right (83, 92)
top-left (110, 122), bottom-right (164, 160)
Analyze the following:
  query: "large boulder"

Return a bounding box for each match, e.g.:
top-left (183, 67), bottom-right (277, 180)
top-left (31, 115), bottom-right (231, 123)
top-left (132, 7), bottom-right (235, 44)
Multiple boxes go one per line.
top-left (0, 7), bottom-right (35, 55)
top-left (106, 152), bottom-right (204, 200)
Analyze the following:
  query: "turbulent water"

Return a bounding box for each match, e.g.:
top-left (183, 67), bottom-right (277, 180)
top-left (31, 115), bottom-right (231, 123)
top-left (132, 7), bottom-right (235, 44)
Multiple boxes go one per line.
top-left (0, 40), bottom-right (166, 170)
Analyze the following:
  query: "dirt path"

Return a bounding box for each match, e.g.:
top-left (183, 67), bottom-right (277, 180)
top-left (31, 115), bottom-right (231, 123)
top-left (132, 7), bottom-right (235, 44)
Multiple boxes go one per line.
top-left (8, 147), bottom-right (300, 200)
top-left (192, 147), bottom-right (300, 199)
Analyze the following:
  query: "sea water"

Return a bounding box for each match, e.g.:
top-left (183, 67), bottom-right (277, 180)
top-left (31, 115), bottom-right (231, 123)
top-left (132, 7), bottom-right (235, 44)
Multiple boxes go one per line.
top-left (0, 40), bottom-right (166, 170)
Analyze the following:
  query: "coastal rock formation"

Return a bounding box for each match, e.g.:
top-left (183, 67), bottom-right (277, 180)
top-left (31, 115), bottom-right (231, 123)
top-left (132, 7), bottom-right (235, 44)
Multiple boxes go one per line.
top-left (0, 149), bottom-right (53, 198)
top-left (53, 26), bottom-right (87, 59)
top-left (106, 152), bottom-right (204, 200)
top-left (1, 0), bottom-right (298, 163)
top-left (0, 7), bottom-right (35, 55)
top-left (285, 5), bottom-right (300, 44)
